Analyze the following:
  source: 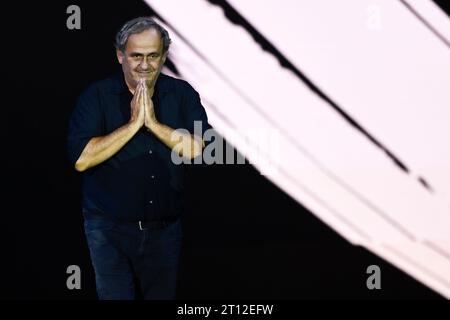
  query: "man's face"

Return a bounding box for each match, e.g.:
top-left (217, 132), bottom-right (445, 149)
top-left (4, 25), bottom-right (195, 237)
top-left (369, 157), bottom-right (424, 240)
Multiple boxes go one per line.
top-left (116, 28), bottom-right (167, 90)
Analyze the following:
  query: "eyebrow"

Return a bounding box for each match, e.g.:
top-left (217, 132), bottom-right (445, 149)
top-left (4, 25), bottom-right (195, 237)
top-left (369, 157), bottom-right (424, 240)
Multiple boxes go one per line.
top-left (129, 52), bottom-right (160, 56)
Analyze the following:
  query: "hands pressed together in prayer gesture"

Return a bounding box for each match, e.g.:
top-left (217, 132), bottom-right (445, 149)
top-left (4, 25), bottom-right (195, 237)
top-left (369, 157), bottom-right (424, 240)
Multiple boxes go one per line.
top-left (127, 78), bottom-right (203, 160)
top-left (129, 78), bottom-right (158, 131)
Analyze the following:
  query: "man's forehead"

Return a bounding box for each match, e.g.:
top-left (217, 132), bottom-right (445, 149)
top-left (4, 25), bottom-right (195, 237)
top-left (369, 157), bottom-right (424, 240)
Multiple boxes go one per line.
top-left (127, 29), bottom-right (162, 46)
top-left (126, 41), bottom-right (162, 54)
top-left (126, 45), bottom-right (162, 54)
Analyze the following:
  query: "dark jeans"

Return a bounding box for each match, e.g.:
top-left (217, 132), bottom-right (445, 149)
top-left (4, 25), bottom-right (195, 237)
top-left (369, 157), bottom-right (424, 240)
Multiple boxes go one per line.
top-left (83, 211), bottom-right (182, 300)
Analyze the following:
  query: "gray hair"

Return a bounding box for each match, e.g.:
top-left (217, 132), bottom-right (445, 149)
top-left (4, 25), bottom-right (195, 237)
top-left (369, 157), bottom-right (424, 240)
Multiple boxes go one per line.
top-left (114, 17), bottom-right (172, 53)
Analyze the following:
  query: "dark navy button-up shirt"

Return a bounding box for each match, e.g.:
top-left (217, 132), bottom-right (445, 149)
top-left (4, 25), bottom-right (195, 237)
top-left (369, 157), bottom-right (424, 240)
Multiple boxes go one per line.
top-left (67, 71), bottom-right (211, 222)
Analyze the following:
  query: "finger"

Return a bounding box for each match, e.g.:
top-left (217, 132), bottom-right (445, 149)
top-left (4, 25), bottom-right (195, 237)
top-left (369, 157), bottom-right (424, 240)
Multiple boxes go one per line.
top-left (135, 81), bottom-right (144, 100)
top-left (143, 83), bottom-right (149, 105)
top-left (138, 82), bottom-right (146, 108)
top-left (141, 80), bottom-right (147, 93)
top-left (144, 84), bottom-right (154, 104)
top-left (132, 85), bottom-right (143, 113)
top-left (139, 79), bottom-right (145, 93)
top-left (139, 82), bottom-right (148, 106)
top-left (132, 81), bottom-right (140, 100)
top-left (136, 79), bottom-right (144, 94)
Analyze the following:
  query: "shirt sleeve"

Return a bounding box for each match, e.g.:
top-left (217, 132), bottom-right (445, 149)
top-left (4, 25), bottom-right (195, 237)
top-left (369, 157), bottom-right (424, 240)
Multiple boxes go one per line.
top-left (67, 84), bottom-right (104, 168)
top-left (182, 83), bottom-right (213, 142)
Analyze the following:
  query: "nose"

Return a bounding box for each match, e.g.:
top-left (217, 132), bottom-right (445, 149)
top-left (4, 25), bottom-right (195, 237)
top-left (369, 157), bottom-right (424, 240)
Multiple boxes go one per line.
top-left (140, 58), bottom-right (149, 70)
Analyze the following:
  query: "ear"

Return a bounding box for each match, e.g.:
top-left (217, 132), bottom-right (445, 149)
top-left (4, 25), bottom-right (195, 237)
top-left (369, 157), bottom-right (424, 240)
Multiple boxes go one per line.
top-left (116, 49), bottom-right (124, 64)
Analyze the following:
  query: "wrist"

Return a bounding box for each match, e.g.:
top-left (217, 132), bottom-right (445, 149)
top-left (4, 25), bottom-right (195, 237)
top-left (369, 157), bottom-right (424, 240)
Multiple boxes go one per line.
top-left (128, 119), bottom-right (142, 132)
top-left (146, 119), bottom-right (160, 132)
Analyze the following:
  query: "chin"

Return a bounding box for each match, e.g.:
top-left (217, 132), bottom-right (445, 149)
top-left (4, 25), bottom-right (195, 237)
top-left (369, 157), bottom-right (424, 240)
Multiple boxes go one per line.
top-left (137, 75), bottom-right (152, 81)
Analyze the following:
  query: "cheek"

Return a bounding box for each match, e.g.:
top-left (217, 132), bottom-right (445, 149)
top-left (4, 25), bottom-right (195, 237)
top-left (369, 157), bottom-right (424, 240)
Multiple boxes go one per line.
top-left (123, 60), bottom-right (137, 71)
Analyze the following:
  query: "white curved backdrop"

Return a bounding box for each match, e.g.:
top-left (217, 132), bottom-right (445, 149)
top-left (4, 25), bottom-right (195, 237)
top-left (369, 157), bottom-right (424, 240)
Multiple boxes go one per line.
top-left (145, 0), bottom-right (450, 298)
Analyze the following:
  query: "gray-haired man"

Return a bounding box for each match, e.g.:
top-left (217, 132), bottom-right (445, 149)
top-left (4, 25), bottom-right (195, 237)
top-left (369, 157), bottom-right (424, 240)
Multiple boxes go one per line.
top-left (67, 17), bottom-right (211, 299)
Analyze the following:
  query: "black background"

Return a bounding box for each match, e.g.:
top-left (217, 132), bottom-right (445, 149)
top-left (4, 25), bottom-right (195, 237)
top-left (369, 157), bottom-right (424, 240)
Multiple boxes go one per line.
top-left (4, 0), bottom-right (449, 299)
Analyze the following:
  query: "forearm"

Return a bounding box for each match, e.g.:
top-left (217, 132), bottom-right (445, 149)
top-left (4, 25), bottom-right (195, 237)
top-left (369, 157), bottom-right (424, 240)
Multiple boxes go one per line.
top-left (147, 121), bottom-right (203, 159)
top-left (75, 122), bottom-right (140, 172)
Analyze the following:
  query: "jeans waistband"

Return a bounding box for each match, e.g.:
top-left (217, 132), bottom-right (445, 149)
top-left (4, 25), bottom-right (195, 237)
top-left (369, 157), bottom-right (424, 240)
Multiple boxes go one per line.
top-left (82, 209), bottom-right (179, 230)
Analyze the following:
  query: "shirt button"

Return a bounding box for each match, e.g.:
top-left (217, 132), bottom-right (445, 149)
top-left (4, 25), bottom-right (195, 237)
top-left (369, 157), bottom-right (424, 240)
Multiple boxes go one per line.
top-left (149, 200), bottom-right (153, 204)
top-left (151, 175), bottom-right (155, 179)
top-left (149, 150), bottom-right (153, 154)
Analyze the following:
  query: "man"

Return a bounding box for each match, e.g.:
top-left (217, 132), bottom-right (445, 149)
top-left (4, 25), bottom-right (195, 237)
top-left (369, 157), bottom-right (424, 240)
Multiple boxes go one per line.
top-left (67, 17), bottom-right (211, 299)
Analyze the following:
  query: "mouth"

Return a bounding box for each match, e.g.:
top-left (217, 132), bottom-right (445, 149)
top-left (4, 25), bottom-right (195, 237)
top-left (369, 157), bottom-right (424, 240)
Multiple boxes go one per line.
top-left (137, 72), bottom-right (152, 77)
